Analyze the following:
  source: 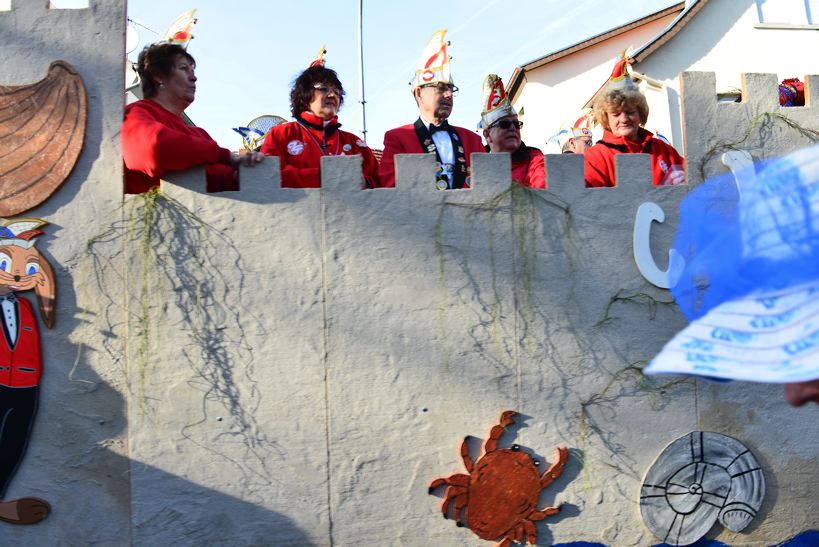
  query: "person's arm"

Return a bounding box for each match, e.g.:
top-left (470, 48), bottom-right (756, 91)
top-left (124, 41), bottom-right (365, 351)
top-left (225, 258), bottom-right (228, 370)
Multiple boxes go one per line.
top-left (785, 379), bottom-right (819, 406)
top-left (659, 141), bottom-right (686, 186)
top-left (122, 104), bottom-right (232, 178)
top-left (360, 145), bottom-right (381, 189)
top-left (377, 130), bottom-right (400, 188)
top-left (260, 129), bottom-right (320, 188)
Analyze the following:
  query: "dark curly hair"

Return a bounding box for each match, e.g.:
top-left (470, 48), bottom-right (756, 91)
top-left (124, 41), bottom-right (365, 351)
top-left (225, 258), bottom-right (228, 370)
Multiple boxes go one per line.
top-left (136, 43), bottom-right (196, 98)
top-left (289, 65), bottom-right (345, 118)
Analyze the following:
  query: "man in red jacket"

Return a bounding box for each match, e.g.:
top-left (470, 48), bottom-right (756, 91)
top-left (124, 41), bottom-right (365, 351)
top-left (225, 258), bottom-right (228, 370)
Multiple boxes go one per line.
top-left (379, 30), bottom-right (483, 189)
top-left (480, 74), bottom-right (544, 189)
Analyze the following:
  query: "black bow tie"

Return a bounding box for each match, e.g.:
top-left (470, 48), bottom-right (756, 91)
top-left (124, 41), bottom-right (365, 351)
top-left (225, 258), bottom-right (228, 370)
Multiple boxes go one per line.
top-left (429, 122), bottom-right (450, 135)
top-left (0, 293), bottom-right (16, 303)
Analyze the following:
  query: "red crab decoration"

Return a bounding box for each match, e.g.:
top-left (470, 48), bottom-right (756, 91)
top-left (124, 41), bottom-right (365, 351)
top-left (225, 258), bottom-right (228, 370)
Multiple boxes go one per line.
top-left (429, 410), bottom-right (569, 547)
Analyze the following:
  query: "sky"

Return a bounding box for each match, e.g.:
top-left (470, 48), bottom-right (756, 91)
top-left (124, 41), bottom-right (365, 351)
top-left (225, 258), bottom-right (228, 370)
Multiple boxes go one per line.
top-left (116, 0), bottom-right (681, 150)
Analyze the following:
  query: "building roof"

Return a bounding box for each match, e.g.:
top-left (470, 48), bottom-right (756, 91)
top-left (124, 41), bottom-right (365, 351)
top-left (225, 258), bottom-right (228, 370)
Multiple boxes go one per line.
top-left (582, 0), bottom-right (709, 108)
top-left (507, 2), bottom-right (685, 100)
top-left (631, 0), bottom-right (709, 61)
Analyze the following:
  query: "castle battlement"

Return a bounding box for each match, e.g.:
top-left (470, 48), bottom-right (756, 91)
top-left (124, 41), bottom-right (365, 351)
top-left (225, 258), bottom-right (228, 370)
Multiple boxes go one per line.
top-left (682, 71), bottom-right (819, 184)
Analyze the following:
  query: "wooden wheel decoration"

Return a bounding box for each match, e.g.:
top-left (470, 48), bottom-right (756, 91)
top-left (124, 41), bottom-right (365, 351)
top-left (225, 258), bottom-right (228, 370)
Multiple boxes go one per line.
top-left (429, 410), bottom-right (569, 546)
top-left (0, 61), bottom-right (88, 216)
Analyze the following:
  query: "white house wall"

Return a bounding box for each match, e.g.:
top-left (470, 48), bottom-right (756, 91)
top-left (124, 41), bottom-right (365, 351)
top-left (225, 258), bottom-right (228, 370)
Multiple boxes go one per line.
top-left (511, 13), bottom-right (679, 152)
top-left (636, 0), bottom-right (819, 154)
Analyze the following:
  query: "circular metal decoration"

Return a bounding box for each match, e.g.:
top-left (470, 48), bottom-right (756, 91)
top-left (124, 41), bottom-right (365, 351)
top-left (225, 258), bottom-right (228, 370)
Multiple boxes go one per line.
top-left (0, 61), bottom-right (88, 216)
top-left (640, 431), bottom-right (764, 546)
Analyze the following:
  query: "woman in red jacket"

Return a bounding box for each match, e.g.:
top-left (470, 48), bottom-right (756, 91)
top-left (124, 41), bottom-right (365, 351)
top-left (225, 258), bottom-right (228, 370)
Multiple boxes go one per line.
top-left (584, 59), bottom-right (685, 188)
top-left (261, 50), bottom-right (379, 189)
top-left (122, 43), bottom-right (263, 194)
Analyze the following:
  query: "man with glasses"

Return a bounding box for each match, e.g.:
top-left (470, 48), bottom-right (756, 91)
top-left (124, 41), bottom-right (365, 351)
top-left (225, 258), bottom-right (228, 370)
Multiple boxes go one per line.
top-left (480, 74), bottom-right (545, 189)
top-left (561, 128), bottom-right (593, 155)
top-left (379, 30), bottom-right (484, 189)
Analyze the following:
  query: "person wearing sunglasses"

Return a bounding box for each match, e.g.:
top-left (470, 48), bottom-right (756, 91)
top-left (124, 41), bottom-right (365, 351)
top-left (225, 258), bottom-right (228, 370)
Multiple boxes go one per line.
top-left (480, 74), bottom-right (544, 189)
top-left (261, 47), bottom-right (380, 188)
top-left (585, 57), bottom-right (685, 187)
top-left (561, 128), bottom-right (593, 155)
top-left (379, 30), bottom-right (484, 189)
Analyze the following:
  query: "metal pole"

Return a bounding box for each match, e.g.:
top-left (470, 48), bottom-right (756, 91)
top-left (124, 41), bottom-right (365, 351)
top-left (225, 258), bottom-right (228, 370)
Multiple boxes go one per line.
top-left (357, 0), bottom-right (367, 142)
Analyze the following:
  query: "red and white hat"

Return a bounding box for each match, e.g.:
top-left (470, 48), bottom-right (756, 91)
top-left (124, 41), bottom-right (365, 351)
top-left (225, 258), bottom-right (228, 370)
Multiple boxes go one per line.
top-left (480, 74), bottom-right (517, 128)
top-left (161, 9), bottom-right (197, 48)
top-left (608, 53), bottom-right (636, 91)
top-left (547, 108), bottom-right (594, 150)
top-left (310, 45), bottom-right (327, 68)
top-left (411, 29), bottom-right (453, 90)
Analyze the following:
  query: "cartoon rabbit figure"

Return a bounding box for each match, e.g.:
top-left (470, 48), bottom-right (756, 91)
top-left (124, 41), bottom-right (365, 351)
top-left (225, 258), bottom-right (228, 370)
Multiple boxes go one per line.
top-left (0, 218), bottom-right (55, 525)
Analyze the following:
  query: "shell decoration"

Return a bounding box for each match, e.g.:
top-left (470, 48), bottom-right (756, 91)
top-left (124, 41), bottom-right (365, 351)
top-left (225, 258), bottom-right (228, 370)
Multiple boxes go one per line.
top-left (0, 60), bottom-right (88, 216)
top-left (640, 431), bottom-right (765, 546)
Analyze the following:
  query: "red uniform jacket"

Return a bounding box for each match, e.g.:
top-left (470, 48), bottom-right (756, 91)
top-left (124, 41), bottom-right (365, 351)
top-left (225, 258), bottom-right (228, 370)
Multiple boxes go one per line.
top-left (0, 296), bottom-right (42, 388)
top-left (122, 99), bottom-right (236, 194)
top-left (508, 144), bottom-right (546, 189)
top-left (584, 128), bottom-right (684, 187)
top-left (260, 112), bottom-right (379, 189)
top-left (379, 121), bottom-right (485, 188)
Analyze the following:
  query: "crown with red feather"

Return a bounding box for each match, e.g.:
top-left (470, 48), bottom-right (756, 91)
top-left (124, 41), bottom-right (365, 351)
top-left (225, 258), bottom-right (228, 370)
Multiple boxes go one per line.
top-left (411, 30), bottom-right (454, 90)
top-left (607, 53), bottom-right (636, 91)
top-left (480, 74), bottom-right (517, 128)
top-left (310, 45), bottom-right (327, 68)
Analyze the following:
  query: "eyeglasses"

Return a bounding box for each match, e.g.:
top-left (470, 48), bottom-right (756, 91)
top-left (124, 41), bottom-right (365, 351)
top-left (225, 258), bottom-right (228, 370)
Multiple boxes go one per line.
top-left (421, 83), bottom-right (458, 96)
top-left (491, 119), bottom-right (523, 130)
top-left (313, 84), bottom-right (341, 96)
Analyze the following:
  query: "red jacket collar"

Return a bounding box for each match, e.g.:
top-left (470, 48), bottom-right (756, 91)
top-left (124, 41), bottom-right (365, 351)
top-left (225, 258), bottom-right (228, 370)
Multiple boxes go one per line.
top-left (298, 111), bottom-right (339, 127)
top-left (601, 127), bottom-right (653, 152)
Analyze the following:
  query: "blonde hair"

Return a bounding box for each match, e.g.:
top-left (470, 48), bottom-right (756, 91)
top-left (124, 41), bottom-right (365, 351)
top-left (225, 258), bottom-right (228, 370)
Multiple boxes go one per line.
top-left (594, 87), bottom-right (649, 132)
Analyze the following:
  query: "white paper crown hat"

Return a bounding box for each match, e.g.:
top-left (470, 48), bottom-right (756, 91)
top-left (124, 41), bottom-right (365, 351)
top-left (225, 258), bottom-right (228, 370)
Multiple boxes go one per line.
top-left (411, 29), bottom-right (454, 90)
top-left (547, 109), bottom-right (594, 150)
top-left (480, 74), bottom-right (516, 128)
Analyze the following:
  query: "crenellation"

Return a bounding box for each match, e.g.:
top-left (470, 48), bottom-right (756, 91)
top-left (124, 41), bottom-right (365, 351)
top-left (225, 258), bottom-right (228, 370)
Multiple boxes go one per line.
top-left (544, 152), bottom-right (584, 200)
top-left (2, 0), bottom-right (92, 15)
top-left (806, 74), bottom-right (818, 108)
top-left (469, 152), bottom-right (511, 200)
top-left (682, 70), bottom-right (819, 185)
top-left (163, 152), bottom-right (674, 202)
top-left (741, 72), bottom-right (781, 111)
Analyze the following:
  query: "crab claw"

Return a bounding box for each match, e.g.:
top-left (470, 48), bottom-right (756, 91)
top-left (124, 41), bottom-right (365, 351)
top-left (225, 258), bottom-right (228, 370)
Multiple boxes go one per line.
top-left (428, 477), bottom-right (446, 493)
top-left (499, 410), bottom-right (518, 427)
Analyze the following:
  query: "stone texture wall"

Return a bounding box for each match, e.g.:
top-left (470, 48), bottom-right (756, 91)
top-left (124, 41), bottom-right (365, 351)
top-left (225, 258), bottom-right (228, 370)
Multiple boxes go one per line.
top-left (133, 153), bottom-right (696, 546)
top-left (1, 1), bottom-right (130, 544)
top-left (1, 1), bottom-right (818, 546)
